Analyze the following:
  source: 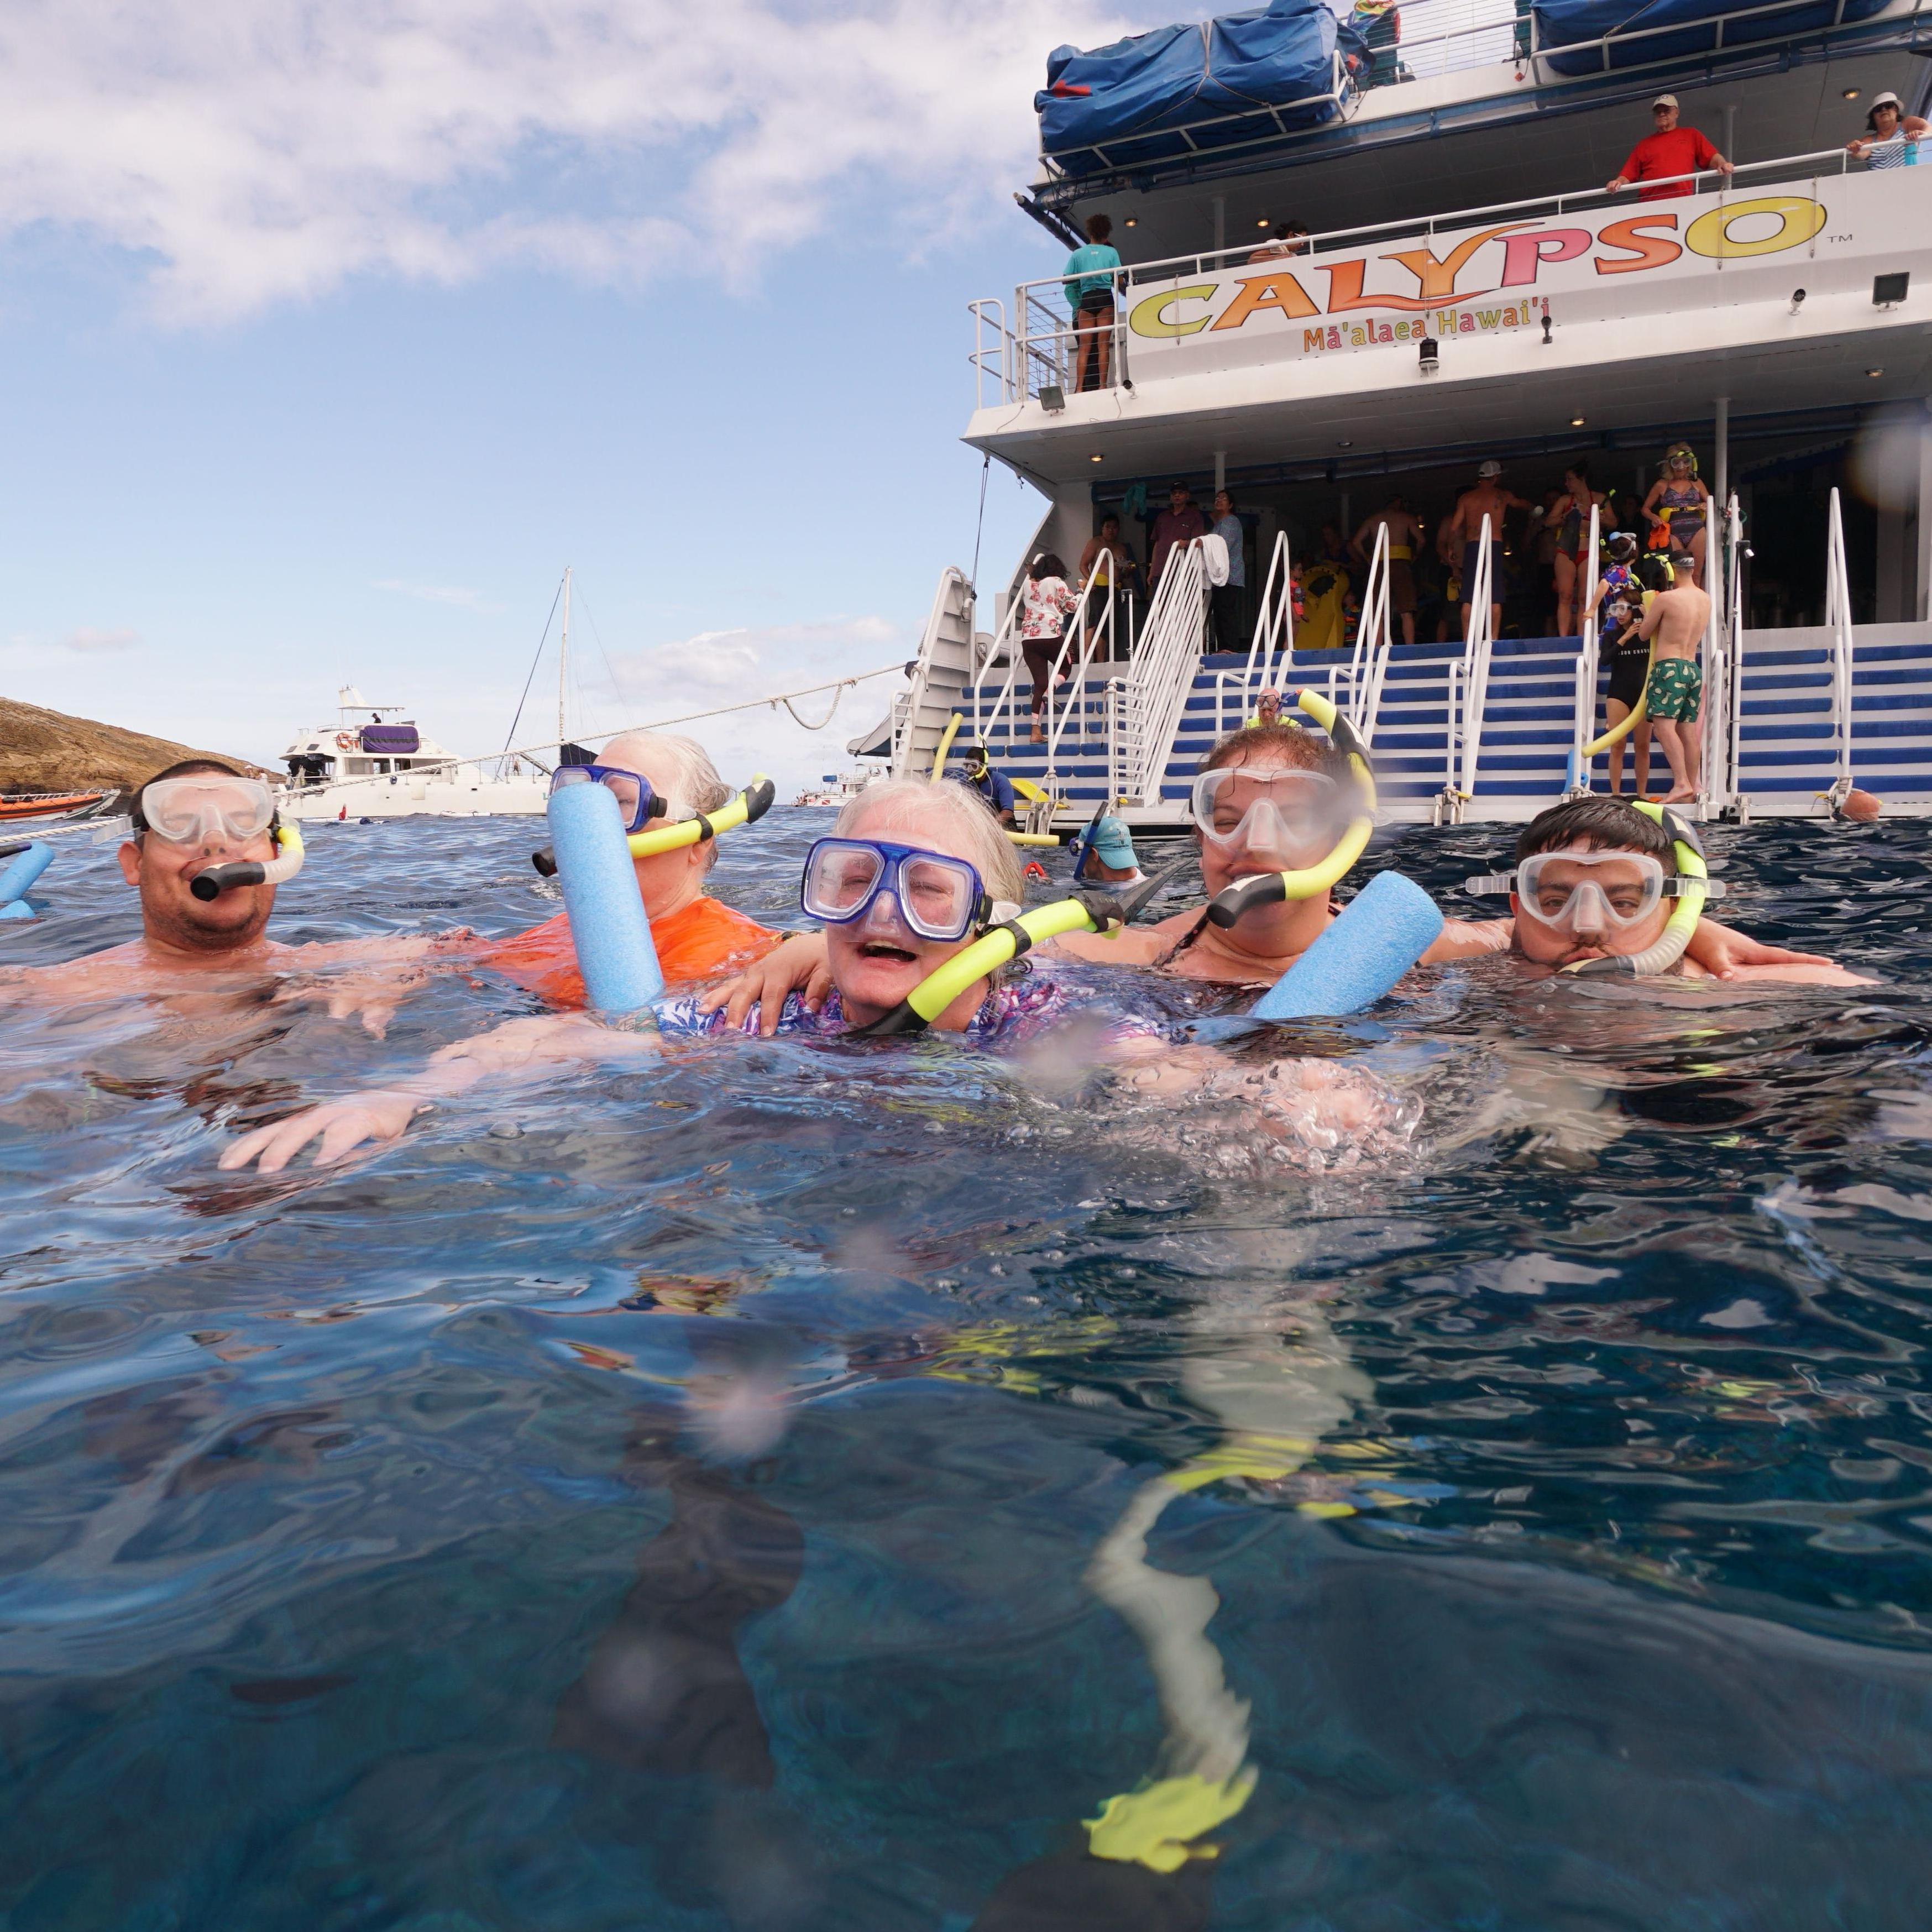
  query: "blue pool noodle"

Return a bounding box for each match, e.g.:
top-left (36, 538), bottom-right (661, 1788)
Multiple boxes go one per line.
top-left (0, 899), bottom-right (34, 922)
top-left (546, 782), bottom-right (665, 1015)
top-left (1249, 870), bottom-right (1444, 1022)
top-left (0, 842), bottom-right (54, 910)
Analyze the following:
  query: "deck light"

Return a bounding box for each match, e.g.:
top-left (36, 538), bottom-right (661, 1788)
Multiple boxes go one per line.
top-left (1843, 87), bottom-right (1861, 99)
top-left (1337, 439), bottom-right (1353, 448)
top-left (1790, 287), bottom-right (1807, 312)
top-left (1124, 217), bottom-right (1138, 228)
top-left (1867, 368), bottom-right (1885, 378)
top-left (1541, 314), bottom-right (1553, 345)
top-left (1090, 452), bottom-right (1104, 462)
top-left (1039, 384), bottom-right (1066, 413)
top-left (1873, 271), bottom-right (1909, 307)
top-left (1418, 336), bottom-right (1440, 376)
top-left (1570, 415), bottom-right (1586, 426)
top-left (1256, 217), bottom-right (1271, 228)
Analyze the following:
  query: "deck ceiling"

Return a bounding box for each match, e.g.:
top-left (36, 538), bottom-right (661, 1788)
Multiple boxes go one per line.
top-left (968, 318), bottom-right (1932, 491)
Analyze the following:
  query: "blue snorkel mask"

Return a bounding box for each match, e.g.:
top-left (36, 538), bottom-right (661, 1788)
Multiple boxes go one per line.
top-left (549, 763), bottom-right (673, 836)
top-left (800, 837), bottom-right (993, 943)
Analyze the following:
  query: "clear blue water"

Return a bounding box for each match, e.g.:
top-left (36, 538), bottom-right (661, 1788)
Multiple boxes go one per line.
top-left (6, 810), bottom-right (1932, 1930)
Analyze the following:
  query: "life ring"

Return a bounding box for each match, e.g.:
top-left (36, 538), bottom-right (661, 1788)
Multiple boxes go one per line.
top-left (334, 731), bottom-right (357, 751)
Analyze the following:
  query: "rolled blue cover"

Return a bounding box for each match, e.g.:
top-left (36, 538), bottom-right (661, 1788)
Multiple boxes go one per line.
top-left (0, 842), bottom-right (54, 907)
top-left (1249, 868), bottom-right (1444, 1021)
top-left (546, 782), bottom-right (664, 1015)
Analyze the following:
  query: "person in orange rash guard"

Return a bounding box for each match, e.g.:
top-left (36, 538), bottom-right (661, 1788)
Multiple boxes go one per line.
top-left (483, 730), bottom-right (778, 1007)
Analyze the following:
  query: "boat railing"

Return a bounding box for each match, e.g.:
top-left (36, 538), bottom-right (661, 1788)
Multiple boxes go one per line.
top-left (1724, 493), bottom-right (1747, 808)
top-left (1244, 531), bottom-right (1297, 687)
top-left (1032, 1), bottom-right (1925, 188)
top-left (973, 145), bottom-right (1871, 405)
top-left (1567, 504), bottom-right (1604, 792)
top-left (1824, 484), bottom-right (1857, 802)
top-left (1458, 516), bottom-right (1499, 802)
top-left (1109, 541), bottom-right (1211, 806)
top-left (1700, 501), bottom-right (1737, 818)
top-left (1349, 523), bottom-right (1396, 745)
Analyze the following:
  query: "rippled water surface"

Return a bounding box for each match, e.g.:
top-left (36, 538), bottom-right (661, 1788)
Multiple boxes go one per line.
top-left (6, 808), bottom-right (1932, 1930)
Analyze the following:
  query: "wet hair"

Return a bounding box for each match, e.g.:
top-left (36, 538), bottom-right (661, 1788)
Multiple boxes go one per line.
top-left (1085, 213), bottom-right (1113, 242)
top-left (1516, 797), bottom-right (1674, 863)
top-left (599, 730), bottom-right (732, 871)
top-left (129, 758), bottom-right (248, 834)
top-left (1636, 554), bottom-right (1676, 594)
top-left (1196, 721), bottom-right (1344, 782)
top-left (1029, 552), bottom-right (1069, 582)
top-left (835, 776), bottom-right (1025, 904)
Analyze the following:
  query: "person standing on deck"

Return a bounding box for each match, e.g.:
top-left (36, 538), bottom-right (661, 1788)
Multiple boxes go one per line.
top-left (1848, 90), bottom-right (1929, 166)
top-left (1606, 95), bottom-right (1734, 198)
top-left (1446, 462), bottom-right (1539, 641)
top-left (1061, 214), bottom-right (1122, 393)
top-left (1079, 512), bottom-right (1136, 661)
top-left (1210, 490), bottom-right (1247, 655)
top-left (1149, 482), bottom-right (1207, 590)
top-left (1633, 556), bottom-right (1710, 805)
top-left (1350, 495), bottom-right (1423, 646)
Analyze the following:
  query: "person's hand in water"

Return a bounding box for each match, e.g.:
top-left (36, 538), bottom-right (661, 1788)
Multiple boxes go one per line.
top-left (699, 932), bottom-right (832, 1036)
top-left (218, 1013), bottom-right (657, 1172)
top-left (270, 962), bottom-right (433, 1039)
top-left (1683, 920), bottom-right (1834, 980)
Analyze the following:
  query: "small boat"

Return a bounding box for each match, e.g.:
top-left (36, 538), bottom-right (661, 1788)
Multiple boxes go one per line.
top-left (0, 790), bottom-right (109, 823)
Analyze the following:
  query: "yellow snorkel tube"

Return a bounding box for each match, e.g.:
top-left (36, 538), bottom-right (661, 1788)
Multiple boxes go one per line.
top-left (1203, 688), bottom-right (1376, 930)
top-left (851, 888), bottom-right (1130, 1038)
top-left (531, 778), bottom-right (776, 877)
top-left (1561, 799), bottom-right (1710, 978)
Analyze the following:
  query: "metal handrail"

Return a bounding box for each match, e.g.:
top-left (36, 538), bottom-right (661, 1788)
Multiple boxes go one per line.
top-left (1043, 563), bottom-right (1118, 776)
top-left (1458, 516), bottom-right (1497, 799)
top-left (1725, 493), bottom-right (1747, 808)
top-left (1825, 484), bottom-right (1856, 792)
top-left (1569, 503), bottom-right (1603, 792)
top-left (1349, 523), bottom-right (1397, 744)
top-left (981, 145), bottom-right (1871, 401)
top-left (1244, 531), bottom-right (1297, 689)
top-left (1112, 541), bottom-right (1211, 805)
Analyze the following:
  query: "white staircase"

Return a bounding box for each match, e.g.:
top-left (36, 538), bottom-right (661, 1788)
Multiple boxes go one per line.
top-left (889, 567), bottom-right (976, 779)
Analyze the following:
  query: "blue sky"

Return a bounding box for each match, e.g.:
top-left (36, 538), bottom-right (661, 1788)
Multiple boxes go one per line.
top-left (0, 0), bottom-right (1213, 793)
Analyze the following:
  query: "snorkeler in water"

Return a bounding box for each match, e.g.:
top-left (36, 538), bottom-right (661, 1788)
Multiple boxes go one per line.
top-left (219, 776), bottom-right (1394, 1173)
top-left (1467, 797), bottom-right (1867, 985)
top-left (0, 761), bottom-right (469, 1018)
top-left (708, 710), bottom-right (1835, 1030)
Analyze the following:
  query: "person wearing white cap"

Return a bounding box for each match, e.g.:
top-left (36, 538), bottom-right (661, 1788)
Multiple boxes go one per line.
top-left (1849, 90), bottom-right (1928, 168)
top-left (1445, 461), bottom-right (1540, 642)
top-left (1606, 95), bottom-right (1733, 200)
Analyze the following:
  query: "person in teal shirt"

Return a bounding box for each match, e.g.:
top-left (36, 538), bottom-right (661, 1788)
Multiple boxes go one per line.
top-left (1062, 213), bottom-right (1122, 392)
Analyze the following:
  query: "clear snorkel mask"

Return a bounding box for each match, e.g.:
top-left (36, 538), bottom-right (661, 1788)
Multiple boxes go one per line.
top-left (135, 772), bottom-right (306, 900)
top-left (1190, 766), bottom-right (1348, 872)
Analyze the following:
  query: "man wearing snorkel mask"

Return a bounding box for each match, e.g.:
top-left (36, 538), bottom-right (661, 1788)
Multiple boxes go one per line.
top-left (1477, 799), bottom-right (1865, 983)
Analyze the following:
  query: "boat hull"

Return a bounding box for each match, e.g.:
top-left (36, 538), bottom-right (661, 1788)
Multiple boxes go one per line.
top-left (280, 774), bottom-right (548, 820)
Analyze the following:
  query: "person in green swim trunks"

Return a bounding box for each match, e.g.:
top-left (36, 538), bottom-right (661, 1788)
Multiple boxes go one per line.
top-left (1634, 554), bottom-right (1709, 804)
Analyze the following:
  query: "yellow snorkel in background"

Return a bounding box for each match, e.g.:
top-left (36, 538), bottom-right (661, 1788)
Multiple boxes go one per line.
top-left (532, 777), bottom-right (776, 876)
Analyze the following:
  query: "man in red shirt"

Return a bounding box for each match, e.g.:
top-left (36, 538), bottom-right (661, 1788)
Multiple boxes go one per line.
top-left (1605, 95), bottom-right (1734, 201)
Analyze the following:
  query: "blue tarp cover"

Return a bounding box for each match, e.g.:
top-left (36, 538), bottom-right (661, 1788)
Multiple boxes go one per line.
top-left (1533, 0), bottom-right (1888, 75)
top-left (1038, 0), bottom-right (1366, 171)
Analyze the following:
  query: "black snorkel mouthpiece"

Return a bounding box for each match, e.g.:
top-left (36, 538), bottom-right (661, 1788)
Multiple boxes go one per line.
top-left (1205, 873), bottom-right (1289, 929)
top-left (190, 861), bottom-right (267, 901)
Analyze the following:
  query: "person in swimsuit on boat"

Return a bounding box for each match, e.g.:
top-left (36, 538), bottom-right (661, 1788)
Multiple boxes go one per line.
top-left (1632, 555), bottom-right (1710, 804)
top-left (1641, 442), bottom-right (1711, 587)
top-left (1547, 463), bottom-right (1609, 638)
top-left (1597, 590), bottom-right (1654, 798)
top-left (1446, 462), bottom-right (1541, 641)
top-left (709, 721), bottom-right (1836, 1029)
top-left (1350, 495), bottom-right (1423, 645)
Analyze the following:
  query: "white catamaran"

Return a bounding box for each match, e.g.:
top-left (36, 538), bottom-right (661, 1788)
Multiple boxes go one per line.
top-left (881, 0), bottom-right (1932, 826)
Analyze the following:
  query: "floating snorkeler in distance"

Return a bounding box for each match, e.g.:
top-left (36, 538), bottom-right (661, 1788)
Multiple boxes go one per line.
top-left (1466, 798), bottom-right (1868, 985)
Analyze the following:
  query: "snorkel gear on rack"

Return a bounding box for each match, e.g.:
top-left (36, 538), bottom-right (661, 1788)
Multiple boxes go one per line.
top-left (1201, 689), bottom-right (1378, 930)
top-left (1464, 800), bottom-right (1720, 977)
top-left (531, 777), bottom-right (775, 876)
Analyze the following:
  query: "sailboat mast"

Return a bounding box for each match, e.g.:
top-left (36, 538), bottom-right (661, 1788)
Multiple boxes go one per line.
top-left (558, 566), bottom-right (573, 752)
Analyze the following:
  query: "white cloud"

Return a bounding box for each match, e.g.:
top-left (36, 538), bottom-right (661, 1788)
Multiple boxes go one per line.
top-left (61, 626), bottom-right (140, 652)
top-left (0, 0), bottom-right (1139, 323)
top-left (374, 578), bottom-right (498, 612)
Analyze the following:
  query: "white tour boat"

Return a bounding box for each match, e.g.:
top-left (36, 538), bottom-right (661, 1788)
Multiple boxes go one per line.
top-left (885, 0), bottom-right (1932, 825)
top-left (279, 688), bottom-right (548, 821)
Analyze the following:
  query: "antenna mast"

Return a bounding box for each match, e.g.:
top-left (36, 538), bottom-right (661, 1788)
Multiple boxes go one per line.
top-left (558, 566), bottom-right (573, 750)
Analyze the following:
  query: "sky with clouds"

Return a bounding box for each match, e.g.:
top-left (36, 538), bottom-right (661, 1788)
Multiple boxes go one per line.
top-left (0, 0), bottom-right (1228, 791)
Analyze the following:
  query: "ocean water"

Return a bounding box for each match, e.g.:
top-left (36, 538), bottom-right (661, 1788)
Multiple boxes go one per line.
top-left (4, 809), bottom-right (1932, 1930)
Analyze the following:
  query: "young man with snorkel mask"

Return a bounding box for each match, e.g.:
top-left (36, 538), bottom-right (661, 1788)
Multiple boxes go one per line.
top-left (1469, 797), bottom-right (1866, 983)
